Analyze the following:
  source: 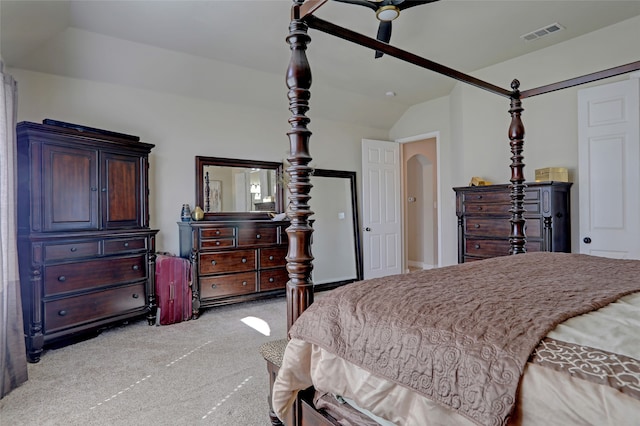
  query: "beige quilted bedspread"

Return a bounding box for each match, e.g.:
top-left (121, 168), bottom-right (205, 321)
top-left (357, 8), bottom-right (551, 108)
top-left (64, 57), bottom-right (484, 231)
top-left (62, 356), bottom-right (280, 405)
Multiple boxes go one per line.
top-left (287, 253), bottom-right (640, 426)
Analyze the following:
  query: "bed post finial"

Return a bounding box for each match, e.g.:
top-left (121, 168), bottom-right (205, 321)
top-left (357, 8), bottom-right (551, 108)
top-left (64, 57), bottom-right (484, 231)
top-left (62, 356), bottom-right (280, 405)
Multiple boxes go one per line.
top-left (508, 79), bottom-right (527, 255)
top-left (285, 6), bottom-right (315, 331)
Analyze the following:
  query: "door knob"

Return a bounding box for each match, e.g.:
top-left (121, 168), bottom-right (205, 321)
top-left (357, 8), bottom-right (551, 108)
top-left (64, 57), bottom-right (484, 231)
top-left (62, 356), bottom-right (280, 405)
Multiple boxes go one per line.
top-left (365, 227), bottom-right (371, 232)
top-left (583, 237), bottom-right (592, 244)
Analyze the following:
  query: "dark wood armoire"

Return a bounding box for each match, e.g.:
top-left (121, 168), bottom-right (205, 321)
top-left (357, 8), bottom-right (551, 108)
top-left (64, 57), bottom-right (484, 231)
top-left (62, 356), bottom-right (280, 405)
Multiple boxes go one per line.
top-left (16, 120), bottom-right (158, 362)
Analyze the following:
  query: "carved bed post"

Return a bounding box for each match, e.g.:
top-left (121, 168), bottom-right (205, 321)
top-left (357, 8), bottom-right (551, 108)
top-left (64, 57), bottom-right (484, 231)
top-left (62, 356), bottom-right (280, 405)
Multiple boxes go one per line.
top-left (286, 1), bottom-right (315, 331)
top-left (508, 79), bottom-right (527, 254)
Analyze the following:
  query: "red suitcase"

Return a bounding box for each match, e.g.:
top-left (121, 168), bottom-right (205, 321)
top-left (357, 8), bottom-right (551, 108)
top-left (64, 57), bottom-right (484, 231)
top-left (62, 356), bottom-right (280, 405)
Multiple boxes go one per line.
top-left (155, 254), bottom-right (192, 325)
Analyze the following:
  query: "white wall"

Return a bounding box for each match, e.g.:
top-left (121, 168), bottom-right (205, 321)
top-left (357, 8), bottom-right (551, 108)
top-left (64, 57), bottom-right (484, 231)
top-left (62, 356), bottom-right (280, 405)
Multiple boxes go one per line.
top-left (11, 69), bottom-right (387, 256)
top-left (390, 14), bottom-right (640, 266)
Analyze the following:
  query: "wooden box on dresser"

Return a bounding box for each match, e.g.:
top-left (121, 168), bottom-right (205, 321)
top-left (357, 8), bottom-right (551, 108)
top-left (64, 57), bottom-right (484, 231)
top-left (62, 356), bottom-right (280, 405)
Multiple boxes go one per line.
top-left (454, 181), bottom-right (572, 263)
top-left (178, 219), bottom-right (289, 317)
top-left (16, 121), bottom-right (158, 362)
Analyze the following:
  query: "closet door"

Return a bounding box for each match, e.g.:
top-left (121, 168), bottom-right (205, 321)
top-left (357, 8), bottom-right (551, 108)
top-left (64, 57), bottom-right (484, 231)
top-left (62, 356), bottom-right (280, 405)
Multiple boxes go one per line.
top-left (578, 76), bottom-right (640, 259)
top-left (42, 143), bottom-right (99, 231)
top-left (102, 152), bottom-right (143, 229)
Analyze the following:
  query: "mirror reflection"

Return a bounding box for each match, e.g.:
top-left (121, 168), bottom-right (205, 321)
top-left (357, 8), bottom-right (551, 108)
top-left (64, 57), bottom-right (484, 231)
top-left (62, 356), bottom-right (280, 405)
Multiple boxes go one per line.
top-left (202, 165), bottom-right (277, 212)
top-left (310, 169), bottom-right (363, 288)
top-left (195, 156), bottom-right (284, 215)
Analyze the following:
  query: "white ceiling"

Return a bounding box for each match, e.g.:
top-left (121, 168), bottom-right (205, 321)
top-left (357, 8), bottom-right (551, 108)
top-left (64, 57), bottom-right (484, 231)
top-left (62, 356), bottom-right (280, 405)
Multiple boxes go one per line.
top-left (2, 0), bottom-right (640, 129)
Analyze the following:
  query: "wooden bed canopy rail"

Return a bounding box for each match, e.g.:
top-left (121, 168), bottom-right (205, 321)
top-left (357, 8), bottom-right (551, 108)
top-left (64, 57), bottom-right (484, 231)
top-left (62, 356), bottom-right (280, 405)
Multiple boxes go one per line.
top-left (285, 0), bottom-right (640, 330)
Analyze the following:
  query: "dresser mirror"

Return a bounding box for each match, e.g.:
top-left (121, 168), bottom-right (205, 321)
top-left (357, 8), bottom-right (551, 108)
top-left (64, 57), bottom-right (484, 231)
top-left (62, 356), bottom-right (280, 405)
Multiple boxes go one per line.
top-left (195, 156), bottom-right (285, 219)
top-left (310, 169), bottom-right (363, 288)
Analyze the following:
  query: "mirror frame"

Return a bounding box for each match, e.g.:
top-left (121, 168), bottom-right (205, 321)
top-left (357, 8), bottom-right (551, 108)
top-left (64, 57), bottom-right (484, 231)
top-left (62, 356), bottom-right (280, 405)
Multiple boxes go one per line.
top-left (195, 156), bottom-right (285, 220)
top-left (312, 169), bottom-right (363, 286)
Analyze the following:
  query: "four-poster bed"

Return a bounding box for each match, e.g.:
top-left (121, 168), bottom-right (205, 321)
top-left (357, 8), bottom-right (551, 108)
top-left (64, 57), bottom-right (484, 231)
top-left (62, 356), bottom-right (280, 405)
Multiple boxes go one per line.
top-left (271, 1), bottom-right (640, 425)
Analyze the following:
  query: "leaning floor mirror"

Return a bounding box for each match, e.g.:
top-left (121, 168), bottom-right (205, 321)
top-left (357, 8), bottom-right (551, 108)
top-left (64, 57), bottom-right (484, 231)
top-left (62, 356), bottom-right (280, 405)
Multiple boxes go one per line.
top-left (309, 169), bottom-right (363, 289)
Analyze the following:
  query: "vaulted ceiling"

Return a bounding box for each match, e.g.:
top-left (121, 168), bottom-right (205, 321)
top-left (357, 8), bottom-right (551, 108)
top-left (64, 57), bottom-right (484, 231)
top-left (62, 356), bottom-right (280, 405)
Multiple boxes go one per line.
top-left (3, 1), bottom-right (640, 129)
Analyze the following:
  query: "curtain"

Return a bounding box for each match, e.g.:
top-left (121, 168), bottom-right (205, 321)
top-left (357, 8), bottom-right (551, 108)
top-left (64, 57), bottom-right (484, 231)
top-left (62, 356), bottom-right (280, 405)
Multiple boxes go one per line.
top-left (0, 61), bottom-right (28, 399)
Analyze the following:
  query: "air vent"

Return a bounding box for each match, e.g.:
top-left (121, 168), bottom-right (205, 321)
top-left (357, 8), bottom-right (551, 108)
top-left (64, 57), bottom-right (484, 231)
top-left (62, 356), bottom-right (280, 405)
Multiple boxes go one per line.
top-left (521, 23), bottom-right (564, 42)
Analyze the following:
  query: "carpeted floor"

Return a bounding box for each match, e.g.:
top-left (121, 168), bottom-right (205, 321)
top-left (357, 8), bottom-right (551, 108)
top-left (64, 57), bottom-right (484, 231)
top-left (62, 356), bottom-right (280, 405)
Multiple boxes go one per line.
top-left (0, 297), bottom-right (288, 426)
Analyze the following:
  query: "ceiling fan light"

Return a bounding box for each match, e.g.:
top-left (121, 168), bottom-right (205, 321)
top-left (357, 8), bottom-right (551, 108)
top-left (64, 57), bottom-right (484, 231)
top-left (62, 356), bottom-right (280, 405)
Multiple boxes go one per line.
top-left (376, 5), bottom-right (399, 22)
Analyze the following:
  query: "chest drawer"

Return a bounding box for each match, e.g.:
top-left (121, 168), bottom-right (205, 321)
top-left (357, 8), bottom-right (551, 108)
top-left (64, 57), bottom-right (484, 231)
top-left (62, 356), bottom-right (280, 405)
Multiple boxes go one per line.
top-left (260, 247), bottom-right (288, 268)
top-left (104, 238), bottom-right (147, 255)
top-left (44, 241), bottom-right (100, 261)
top-left (201, 238), bottom-right (235, 250)
top-left (259, 268), bottom-right (288, 291)
top-left (44, 255), bottom-right (147, 296)
top-left (44, 282), bottom-right (146, 333)
top-left (465, 217), bottom-right (542, 239)
top-left (199, 250), bottom-right (256, 275)
top-left (238, 226), bottom-right (278, 246)
top-left (201, 227), bottom-right (235, 239)
top-left (199, 272), bottom-right (257, 299)
top-left (465, 238), bottom-right (543, 257)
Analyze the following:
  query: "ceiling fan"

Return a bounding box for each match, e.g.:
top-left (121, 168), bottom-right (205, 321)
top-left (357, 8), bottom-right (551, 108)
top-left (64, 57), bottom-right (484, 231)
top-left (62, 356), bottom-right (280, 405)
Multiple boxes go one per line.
top-left (333, 0), bottom-right (440, 58)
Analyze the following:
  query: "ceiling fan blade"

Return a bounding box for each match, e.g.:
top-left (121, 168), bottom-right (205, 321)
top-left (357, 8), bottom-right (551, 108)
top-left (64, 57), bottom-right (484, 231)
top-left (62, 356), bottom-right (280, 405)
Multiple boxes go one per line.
top-left (375, 20), bottom-right (392, 58)
top-left (397, 0), bottom-right (440, 11)
top-left (332, 0), bottom-right (379, 12)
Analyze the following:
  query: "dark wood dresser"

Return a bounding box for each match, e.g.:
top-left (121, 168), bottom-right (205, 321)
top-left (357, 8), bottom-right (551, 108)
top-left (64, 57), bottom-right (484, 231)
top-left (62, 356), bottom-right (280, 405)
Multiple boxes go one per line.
top-left (454, 182), bottom-right (572, 263)
top-left (17, 121), bottom-right (158, 362)
top-left (178, 219), bottom-right (289, 317)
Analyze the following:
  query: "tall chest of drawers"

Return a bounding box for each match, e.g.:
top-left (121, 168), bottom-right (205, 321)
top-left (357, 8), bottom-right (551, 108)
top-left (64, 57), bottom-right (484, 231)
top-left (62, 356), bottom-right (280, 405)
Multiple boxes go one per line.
top-left (17, 121), bottom-right (158, 362)
top-left (454, 182), bottom-right (572, 263)
top-left (178, 220), bottom-right (289, 317)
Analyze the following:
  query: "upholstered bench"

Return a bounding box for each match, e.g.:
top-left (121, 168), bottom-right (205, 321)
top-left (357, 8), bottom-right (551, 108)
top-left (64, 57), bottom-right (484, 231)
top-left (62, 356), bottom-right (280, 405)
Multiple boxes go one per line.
top-left (260, 338), bottom-right (289, 426)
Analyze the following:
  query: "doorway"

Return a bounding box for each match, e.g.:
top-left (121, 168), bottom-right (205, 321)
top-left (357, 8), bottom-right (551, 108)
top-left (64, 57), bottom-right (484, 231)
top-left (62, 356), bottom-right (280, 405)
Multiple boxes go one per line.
top-left (402, 136), bottom-right (439, 270)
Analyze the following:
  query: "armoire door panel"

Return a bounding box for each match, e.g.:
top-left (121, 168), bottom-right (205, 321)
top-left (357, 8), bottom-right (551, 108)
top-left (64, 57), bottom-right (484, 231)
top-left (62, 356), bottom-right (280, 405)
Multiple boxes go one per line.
top-left (42, 144), bottom-right (99, 231)
top-left (102, 153), bottom-right (142, 229)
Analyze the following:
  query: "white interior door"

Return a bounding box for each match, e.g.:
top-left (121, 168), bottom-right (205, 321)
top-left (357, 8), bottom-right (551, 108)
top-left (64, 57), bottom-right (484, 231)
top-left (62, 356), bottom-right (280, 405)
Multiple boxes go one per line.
top-left (578, 76), bottom-right (640, 259)
top-left (362, 139), bottom-right (402, 278)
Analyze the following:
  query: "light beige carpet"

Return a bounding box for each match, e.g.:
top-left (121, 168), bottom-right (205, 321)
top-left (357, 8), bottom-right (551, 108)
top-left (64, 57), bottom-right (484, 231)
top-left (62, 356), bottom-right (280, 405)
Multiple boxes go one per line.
top-left (0, 297), bottom-right (288, 426)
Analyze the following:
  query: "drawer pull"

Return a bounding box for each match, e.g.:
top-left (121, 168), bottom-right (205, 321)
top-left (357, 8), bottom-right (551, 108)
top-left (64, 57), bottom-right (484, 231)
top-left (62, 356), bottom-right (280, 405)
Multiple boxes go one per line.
top-left (474, 224), bottom-right (480, 228)
top-left (476, 195), bottom-right (483, 199)
top-left (475, 244), bottom-right (481, 249)
top-left (132, 265), bottom-right (140, 271)
top-left (57, 276), bottom-right (66, 282)
top-left (216, 241), bottom-right (221, 246)
top-left (101, 188), bottom-right (107, 192)
top-left (241, 258), bottom-right (247, 263)
top-left (242, 281), bottom-right (247, 286)
top-left (477, 207), bottom-right (483, 211)
top-left (256, 234), bottom-right (261, 239)
top-left (124, 242), bottom-right (129, 247)
top-left (58, 310), bottom-right (67, 316)
top-left (211, 284), bottom-right (217, 289)
top-left (90, 187), bottom-right (98, 192)
top-left (70, 247), bottom-right (78, 252)
top-left (269, 277), bottom-right (275, 283)
top-left (269, 255), bottom-right (274, 261)
top-left (211, 260), bottom-right (217, 266)
top-left (216, 230), bottom-right (221, 235)
top-left (132, 293), bottom-right (139, 299)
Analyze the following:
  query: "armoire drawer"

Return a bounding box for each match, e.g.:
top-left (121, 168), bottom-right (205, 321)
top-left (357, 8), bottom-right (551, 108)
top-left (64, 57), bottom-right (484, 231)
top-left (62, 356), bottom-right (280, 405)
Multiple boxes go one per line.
top-left (103, 237), bottom-right (147, 254)
top-left (44, 282), bottom-right (146, 333)
top-left (200, 272), bottom-right (257, 299)
top-left (199, 250), bottom-right (256, 274)
top-left (259, 268), bottom-right (289, 291)
top-left (44, 254), bottom-right (147, 296)
top-left (44, 241), bottom-right (100, 261)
